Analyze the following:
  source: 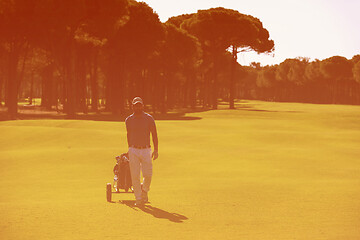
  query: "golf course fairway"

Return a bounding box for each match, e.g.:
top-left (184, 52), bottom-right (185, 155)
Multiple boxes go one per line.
top-left (1, 100), bottom-right (359, 240)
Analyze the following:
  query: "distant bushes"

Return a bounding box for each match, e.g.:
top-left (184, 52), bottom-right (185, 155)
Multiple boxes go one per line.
top-left (232, 56), bottom-right (360, 105)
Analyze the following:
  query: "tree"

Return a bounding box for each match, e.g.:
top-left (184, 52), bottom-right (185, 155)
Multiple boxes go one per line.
top-left (102, 1), bottom-right (164, 114)
top-left (156, 23), bottom-right (202, 111)
top-left (0, 43), bottom-right (6, 106)
top-left (353, 60), bottom-right (360, 83)
top-left (34, 0), bottom-right (129, 115)
top-left (275, 58), bottom-right (310, 101)
top-left (304, 59), bottom-right (327, 103)
top-left (320, 56), bottom-right (353, 103)
top-left (171, 8), bottom-right (274, 109)
top-left (352, 59), bottom-right (360, 104)
top-left (351, 55), bottom-right (360, 64)
top-left (27, 0), bottom-right (93, 116)
top-left (256, 65), bottom-right (277, 100)
top-left (20, 47), bottom-right (52, 106)
top-left (0, 0), bottom-right (36, 117)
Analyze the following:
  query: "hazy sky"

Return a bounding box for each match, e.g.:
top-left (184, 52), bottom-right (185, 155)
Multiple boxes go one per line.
top-left (142, 0), bottom-right (360, 66)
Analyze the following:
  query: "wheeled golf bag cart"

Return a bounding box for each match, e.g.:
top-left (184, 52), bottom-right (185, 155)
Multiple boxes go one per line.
top-left (106, 153), bottom-right (133, 202)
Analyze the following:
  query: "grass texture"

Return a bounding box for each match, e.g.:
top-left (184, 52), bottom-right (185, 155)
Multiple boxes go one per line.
top-left (1, 100), bottom-right (360, 240)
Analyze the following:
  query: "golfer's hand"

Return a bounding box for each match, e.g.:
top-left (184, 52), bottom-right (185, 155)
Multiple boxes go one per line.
top-left (152, 150), bottom-right (158, 160)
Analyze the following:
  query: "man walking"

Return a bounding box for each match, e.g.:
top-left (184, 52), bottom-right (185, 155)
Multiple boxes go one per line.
top-left (125, 97), bottom-right (158, 206)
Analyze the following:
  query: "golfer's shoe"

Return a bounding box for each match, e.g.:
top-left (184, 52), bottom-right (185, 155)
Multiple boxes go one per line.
top-left (135, 199), bottom-right (144, 207)
top-left (141, 190), bottom-right (149, 203)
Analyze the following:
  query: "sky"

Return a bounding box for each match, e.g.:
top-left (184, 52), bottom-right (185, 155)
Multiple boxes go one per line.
top-left (142, 0), bottom-right (360, 66)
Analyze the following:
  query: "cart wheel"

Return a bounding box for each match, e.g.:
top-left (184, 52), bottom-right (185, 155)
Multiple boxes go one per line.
top-left (106, 183), bottom-right (112, 202)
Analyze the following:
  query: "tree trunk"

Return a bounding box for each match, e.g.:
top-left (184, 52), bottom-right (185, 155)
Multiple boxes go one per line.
top-left (212, 55), bottom-right (219, 109)
top-left (75, 55), bottom-right (87, 114)
top-left (212, 70), bottom-right (218, 109)
top-left (61, 66), bottom-right (66, 111)
top-left (203, 72), bottom-right (211, 108)
top-left (0, 74), bottom-right (3, 107)
top-left (189, 71), bottom-right (197, 109)
top-left (17, 42), bottom-right (29, 102)
top-left (29, 71), bottom-right (34, 105)
top-left (64, 47), bottom-right (76, 117)
top-left (41, 64), bottom-right (55, 110)
top-left (158, 71), bottom-right (167, 114)
top-left (183, 72), bottom-right (190, 108)
top-left (105, 66), bottom-right (112, 111)
top-left (90, 52), bottom-right (99, 112)
top-left (117, 60), bottom-right (125, 114)
top-left (6, 42), bottom-right (21, 118)
top-left (108, 58), bottom-right (125, 115)
top-left (229, 45), bottom-right (238, 109)
top-left (166, 73), bottom-right (175, 110)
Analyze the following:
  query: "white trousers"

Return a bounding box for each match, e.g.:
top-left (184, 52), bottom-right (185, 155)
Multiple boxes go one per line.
top-left (128, 147), bottom-right (152, 200)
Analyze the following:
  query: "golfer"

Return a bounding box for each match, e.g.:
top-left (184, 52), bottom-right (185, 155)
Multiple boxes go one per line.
top-left (125, 97), bottom-right (158, 206)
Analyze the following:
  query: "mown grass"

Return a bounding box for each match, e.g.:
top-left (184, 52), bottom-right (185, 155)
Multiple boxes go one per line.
top-left (0, 100), bottom-right (360, 240)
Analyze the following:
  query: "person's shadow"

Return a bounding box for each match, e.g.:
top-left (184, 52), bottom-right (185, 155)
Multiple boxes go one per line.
top-left (117, 200), bottom-right (188, 223)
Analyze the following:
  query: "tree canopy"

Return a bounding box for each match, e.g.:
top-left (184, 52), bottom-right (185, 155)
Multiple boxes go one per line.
top-left (168, 7), bottom-right (274, 108)
top-left (0, 1), bottom-right (359, 119)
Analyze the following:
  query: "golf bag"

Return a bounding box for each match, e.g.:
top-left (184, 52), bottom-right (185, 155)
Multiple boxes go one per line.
top-left (113, 153), bottom-right (132, 192)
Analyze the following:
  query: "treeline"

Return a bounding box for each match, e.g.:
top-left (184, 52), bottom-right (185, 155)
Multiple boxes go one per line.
top-left (0, 0), bottom-right (358, 118)
top-left (239, 55), bottom-right (360, 105)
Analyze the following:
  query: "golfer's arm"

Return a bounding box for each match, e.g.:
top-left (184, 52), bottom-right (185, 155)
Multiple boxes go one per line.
top-left (151, 124), bottom-right (158, 152)
top-left (127, 132), bottom-right (130, 147)
top-left (126, 121), bottom-right (131, 147)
